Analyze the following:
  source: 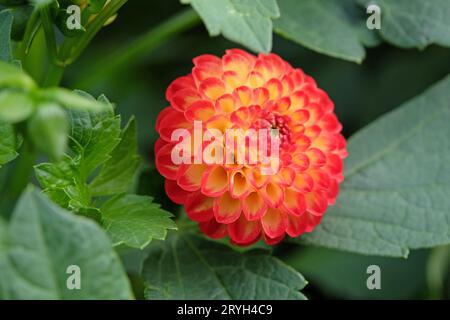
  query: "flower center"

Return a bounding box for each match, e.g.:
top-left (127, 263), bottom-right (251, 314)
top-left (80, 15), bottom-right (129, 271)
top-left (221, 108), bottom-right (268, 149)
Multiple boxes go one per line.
top-left (253, 111), bottom-right (292, 149)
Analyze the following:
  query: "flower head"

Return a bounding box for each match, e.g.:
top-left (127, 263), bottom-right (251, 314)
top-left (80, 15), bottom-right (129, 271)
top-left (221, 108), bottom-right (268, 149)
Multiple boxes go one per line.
top-left (155, 49), bottom-right (347, 246)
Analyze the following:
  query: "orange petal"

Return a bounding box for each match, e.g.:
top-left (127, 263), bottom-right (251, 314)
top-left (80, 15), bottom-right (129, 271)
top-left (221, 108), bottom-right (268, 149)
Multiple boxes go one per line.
top-left (286, 213), bottom-right (308, 237)
top-left (305, 191), bottom-right (328, 216)
top-left (304, 125), bottom-right (321, 140)
top-left (185, 192), bottom-right (214, 222)
top-left (248, 71), bottom-right (265, 88)
top-left (291, 109), bottom-right (310, 124)
top-left (305, 103), bottom-right (325, 125)
top-left (266, 78), bottom-right (283, 100)
top-left (213, 192), bottom-right (241, 224)
top-left (252, 87), bottom-right (270, 105)
top-left (305, 148), bottom-right (326, 168)
top-left (222, 70), bottom-right (243, 90)
top-left (253, 60), bottom-right (273, 81)
top-left (215, 94), bottom-right (236, 113)
top-left (308, 169), bottom-right (330, 191)
top-left (290, 91), bottom-right (309, 110)
top-left (261, 182), bottom-right (284, 208)
top-left (273, 96), bottom-right (291, 113)
top-left (229, 170), bottom-right (252, 199)
top-left (201, 165), bottom-right (228, 197)
top-left (292, 152), bottom-right (310, 171)
top-left (242, 191), bottom-right (267, 221)
top-left (228, 215), bottom-right (261, 245)
top-left (199, 78), bottom-right (226, 101)
top-left (223, 52), bottom-right (252, 79)
top-left (283, 188), bottom-right (306, 217)
top-left (274, 167), bottom-right (295, 186)
top-left (170, 88), bottom-right (201, 112)
top-left (233, 86), bottom-right (252, 106)
top-left (281, 75), bottom-right (295, 96)
top-left (246, 168), bottom-right (270, 189)
top-left (176, 164), bottom-right (207, 191)
top-left (185, 100), bottom-right (216, 121)
top-left (292, 173), bottom-right (314, 193)
top-left (261, 208), bottom-right (287, 239)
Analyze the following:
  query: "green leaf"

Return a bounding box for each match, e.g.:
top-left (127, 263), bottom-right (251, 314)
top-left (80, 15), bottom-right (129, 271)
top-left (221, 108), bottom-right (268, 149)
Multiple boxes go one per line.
top-left (283, 247), bottom-right (428, 299)
top-left (0, 122), bottom-right (18, 167)
top-left (274, 0), bottom-right (367, 63)
top-left (142, 233), bottom-right (307, 300)
top-left (0, 90), bottom-right (34, 123)
top-left (301, 74), bottom-right (450, 257)
top-left (181, 0), bottom-right (280, 53)
top-left (0, 10), bottom-right (13, 62)
top-left (0, 60), bottom-right (36, 90)
top-left (40, 87), bottom-right (112, 113)
top-left (358, 0), bottom-right (450, 49)
top-left (68, 107), bottom-right (121, 178)
top-left (90, 117), bottom-right (140, 196)
top-left (0, 187), bottom-right (132, 299)
top-left (28, 103), bottom-right (69, 161)
top-left (101, 194), bottom-right (177, 249)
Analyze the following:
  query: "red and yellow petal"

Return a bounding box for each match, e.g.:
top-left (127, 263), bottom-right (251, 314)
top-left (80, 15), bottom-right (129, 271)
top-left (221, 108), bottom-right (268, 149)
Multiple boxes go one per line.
top-left (243, 191), bottom-right (268, 221)
top-left (228, 215), bottom-right (261, 245)
top-left (213, 192), bottom-right (242, 224)
top-left (185, 192), bottom-right (214, 222)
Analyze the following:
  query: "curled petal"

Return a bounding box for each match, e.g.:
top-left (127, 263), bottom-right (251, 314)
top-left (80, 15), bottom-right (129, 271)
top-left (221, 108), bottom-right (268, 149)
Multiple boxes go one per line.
top-left (177, 164), bottom-right (207, 191)
top-left (229, 170), bottom-right (252, 199)
top-left (185, 192), bottom-right (214, 222)
top-left (261, 182), bottom-right (284, 208)
top-left (201, 165), bottom-right (228, 197)
top-left (199, 78), bottom-right (226, 101)
top-left (283, 188), bottom-right (306, 217)
top-left (243, 191), bottom-right (267, 221)
top-left (286, 213), bottom-right (308, 237)
top-left (216, 94), bottom-right (237, 113)
top-left (305, 191), bottom-right (328, 216)
top-left (214, 192), bottom-right (242, 224)
top-left (261, 208), bottom-right (287, 239)
top-left (185, 100), bottom-right (215, 121)
top-left (166, 75), bottom-right (195, 101)
top-left (228, 215), bottom-right (261, 245)
top-left (155, 142), bottom-right (179, 180)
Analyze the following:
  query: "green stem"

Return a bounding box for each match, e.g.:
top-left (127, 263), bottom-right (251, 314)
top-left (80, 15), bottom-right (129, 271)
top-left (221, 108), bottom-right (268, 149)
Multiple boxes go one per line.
top-left (2, 139), bottom-right (37, 205)
top-left (75, 8), bottom-right (201, 87)
top-left (39, 5), bottom-right (58, 65)
top-left (43, 63), bottom-right (65, 87)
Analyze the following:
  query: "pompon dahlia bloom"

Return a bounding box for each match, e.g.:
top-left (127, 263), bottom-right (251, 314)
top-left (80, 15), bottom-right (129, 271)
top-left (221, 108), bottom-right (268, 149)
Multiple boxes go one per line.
top-left (155, 49), bottom-right (347, 246)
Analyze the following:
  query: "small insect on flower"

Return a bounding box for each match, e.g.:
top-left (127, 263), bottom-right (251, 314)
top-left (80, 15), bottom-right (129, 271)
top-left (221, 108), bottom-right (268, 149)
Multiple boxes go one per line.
top-left (155, 49), bottom-right (347, 246)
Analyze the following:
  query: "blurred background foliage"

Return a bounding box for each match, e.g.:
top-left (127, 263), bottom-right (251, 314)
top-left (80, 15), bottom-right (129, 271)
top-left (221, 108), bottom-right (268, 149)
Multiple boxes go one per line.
top-left (50, 0), bottom-right (450, 299)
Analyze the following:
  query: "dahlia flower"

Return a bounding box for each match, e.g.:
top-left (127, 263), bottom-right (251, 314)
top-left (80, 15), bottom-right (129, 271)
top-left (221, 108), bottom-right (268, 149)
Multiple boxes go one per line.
top-left (155, 49), bottom-right (347, 246)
